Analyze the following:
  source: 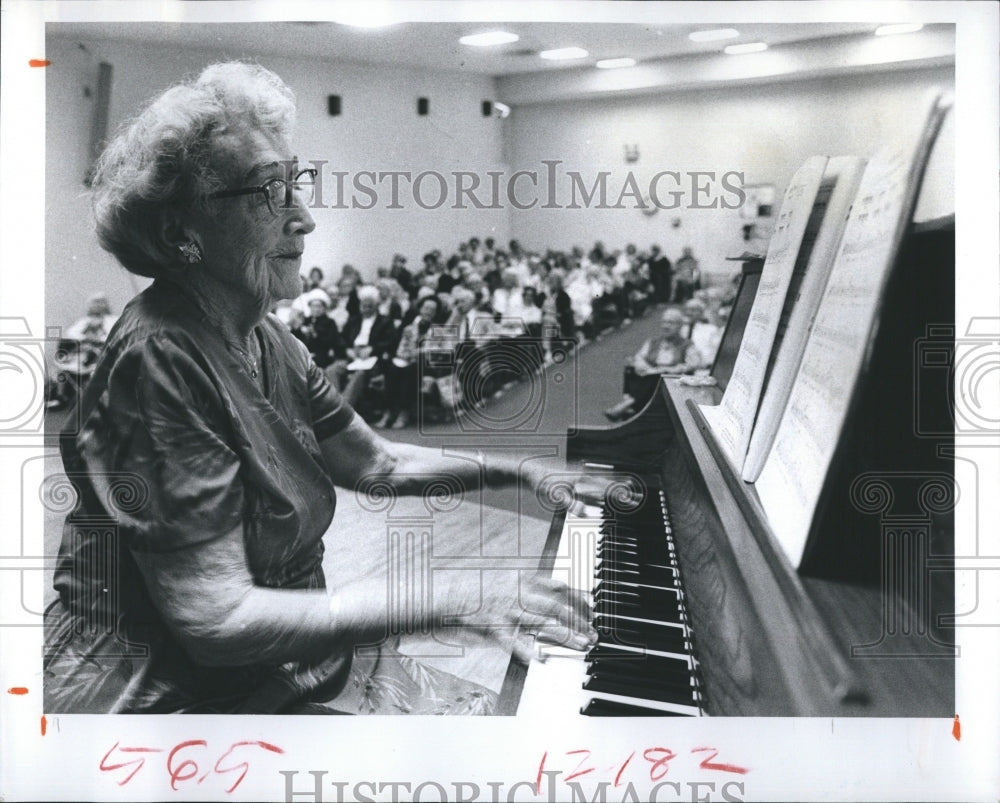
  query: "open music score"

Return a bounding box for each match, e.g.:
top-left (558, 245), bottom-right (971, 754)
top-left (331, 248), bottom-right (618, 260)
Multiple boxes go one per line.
top-left (756, 91), bottom-right (951, 566)
top-left (742, 156), bottom-right (867, 482)
top-left (700, 155), bottom-right (829, 470)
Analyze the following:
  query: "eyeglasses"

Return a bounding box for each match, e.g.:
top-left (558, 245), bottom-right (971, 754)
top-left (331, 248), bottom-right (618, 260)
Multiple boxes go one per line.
top-left (208, 167), bottom-right (317, 216)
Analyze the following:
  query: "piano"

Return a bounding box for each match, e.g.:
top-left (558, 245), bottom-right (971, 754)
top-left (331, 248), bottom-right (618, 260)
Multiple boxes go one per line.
top-left (499, 216), bottom-right (955, 717)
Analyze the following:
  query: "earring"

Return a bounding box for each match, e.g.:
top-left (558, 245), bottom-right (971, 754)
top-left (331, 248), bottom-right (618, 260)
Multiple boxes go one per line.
top-left (178, 242), bottom-right (202, 264)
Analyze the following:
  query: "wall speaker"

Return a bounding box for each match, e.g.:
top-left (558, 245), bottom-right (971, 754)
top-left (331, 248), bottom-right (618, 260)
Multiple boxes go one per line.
top-left (481, 100), bottom-right (493, 117)
top-left (327, 95), bottom-right (342, 116)
top-left (417, 97), bottom-right (429, 116)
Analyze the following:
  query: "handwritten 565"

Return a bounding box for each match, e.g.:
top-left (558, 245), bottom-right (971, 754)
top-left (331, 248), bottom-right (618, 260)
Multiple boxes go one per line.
top-left (100, 739), bottom-right (285, 793)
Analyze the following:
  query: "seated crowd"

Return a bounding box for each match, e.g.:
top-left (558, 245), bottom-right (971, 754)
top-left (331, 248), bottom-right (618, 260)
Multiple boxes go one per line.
top-left (48, 239), bottom-right (731, 427)
top-left (270, 237), bottom-right (732, 429)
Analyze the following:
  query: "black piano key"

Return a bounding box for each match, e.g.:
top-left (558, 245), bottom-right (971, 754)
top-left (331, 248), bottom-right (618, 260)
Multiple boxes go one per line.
top-left (580, 699), bottom-right (683, 716)
top-left (595, 584), bottom-right (682, 610)
top-left (596, 623), bottom-right (691, 654)
top-left (594, 598), bottom-right (685, 625)
top-left (587, 670), bottom-right (696, 702)
top-left (587, 657), bottom-right (694, 687)
top-left (584, 675), bottom-right (698, 706)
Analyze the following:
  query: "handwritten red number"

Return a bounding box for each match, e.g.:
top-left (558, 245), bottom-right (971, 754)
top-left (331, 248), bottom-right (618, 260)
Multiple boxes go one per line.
top-left (167, 740), bottom-right (207, 790)
top-left (643, 747), bottom-right (677, 781)
top-left (99, 742), bottom-right (163, 786)
top-left (564, 749), bottom-right (595, 782)
top-left (213, 740), bottom-right (285, 793)
top-left (536, 751), bottom-right (547, 795)
top-left (691, 747), bottom-right (749, 775)
top-left (614, 751), bottom-right (636, 787)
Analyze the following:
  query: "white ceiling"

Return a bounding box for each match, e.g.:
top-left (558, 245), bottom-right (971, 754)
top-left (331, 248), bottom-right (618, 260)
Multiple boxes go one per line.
top-left (50, 20), bottom-right (899, 77)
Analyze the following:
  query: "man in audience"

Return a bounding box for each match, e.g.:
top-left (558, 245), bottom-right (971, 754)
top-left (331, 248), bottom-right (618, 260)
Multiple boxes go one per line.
top-left (648, 244), bottom-right (673, 303)
top-left (672, 246), bottom-right (701, 303)
top-left (389, 253), bottom-right (413, 298)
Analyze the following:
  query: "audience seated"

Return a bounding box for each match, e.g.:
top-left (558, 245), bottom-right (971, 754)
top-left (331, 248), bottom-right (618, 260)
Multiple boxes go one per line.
top-left (543, 268), bottom-right (576, 343)
top-left (303, 266), bottom-right (325, 292)
top-left (291, 289), bottom-right (349, 388)
top-left (378, 295), bottom-right (444, 429)
top-left (48, 292), bottom-right (119, 409)
top-left (59, 234), bottom-right (724, 433)
top-left (375, 278), bottom-right (404, 323)
top-left (341, 285), bottom-right (398, 414)
top-left (603, 307), bottom-right (701, 421)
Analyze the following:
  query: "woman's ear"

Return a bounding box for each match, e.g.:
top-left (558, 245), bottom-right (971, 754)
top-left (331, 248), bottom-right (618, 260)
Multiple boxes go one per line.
top-left (157, 213), bottom-right (202, 267)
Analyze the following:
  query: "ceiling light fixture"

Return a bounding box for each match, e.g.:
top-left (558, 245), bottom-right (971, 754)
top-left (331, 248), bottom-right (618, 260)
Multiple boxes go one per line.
top-left (688, 28), bottom-right (739, 43)
top-left (724, 42), bottom-right (768, 55)
top-left (539, 47), bottom-right (589, 61)
top-left (459, 31), bottom-right (520, 47)
top-left (874, 23), bottom-right (925, 36)
top-left (596, 57), bottom-right (636, 69)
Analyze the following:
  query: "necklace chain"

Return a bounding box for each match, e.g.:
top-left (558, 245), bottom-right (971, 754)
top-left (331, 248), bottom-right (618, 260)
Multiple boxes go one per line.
top-left (228, 334), bottom-right (260, 379)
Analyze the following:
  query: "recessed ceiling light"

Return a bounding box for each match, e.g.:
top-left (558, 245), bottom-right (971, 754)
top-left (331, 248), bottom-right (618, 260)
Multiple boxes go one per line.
top-left (688, 28), bottom-right (739, 43)
top-left (596, 57), bottom-right (637, 69)
top-left (724, 42), bottom-right (768, 55)
top-left (874, 23), bottom-right (924, 37)
top-left (539, 47), bottom-right (589, 61)
top-left (459, 31), bottom-right (520, 47)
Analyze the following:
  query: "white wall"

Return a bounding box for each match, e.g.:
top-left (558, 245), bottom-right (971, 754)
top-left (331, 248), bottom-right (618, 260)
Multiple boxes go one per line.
top-left (46, 33), bottom-right (954, 334)
top-left (503, 65), bottom-right (955, 279)
top-left (45, 35), bottom-right (509, 333)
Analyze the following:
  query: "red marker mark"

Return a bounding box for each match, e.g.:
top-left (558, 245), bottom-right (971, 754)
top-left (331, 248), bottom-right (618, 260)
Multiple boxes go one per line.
top-left (7, 686), bottom-right (29, 695)
top-left (40, 715), bottom-right (47, 736)
top-left (614, 751), bottom-right (636, 787)
top-left (952, 714), bottom-right (961, 741)
top-left (535, 751), bottom-right (547, 795)
top-left (691, 746), bottom-right (749, 775)
top-left (29, 59), bottom-right (51, 68)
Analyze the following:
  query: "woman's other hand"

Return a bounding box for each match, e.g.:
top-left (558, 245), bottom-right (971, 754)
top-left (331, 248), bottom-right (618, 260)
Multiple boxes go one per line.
top-left (448, 574), bottom-right (596, 663)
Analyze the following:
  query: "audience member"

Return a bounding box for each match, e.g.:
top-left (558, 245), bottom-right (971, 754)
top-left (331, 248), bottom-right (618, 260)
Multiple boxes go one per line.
top-left (291, 289), bottom-right (348, 387)
top-left (48, 292), bottom-right (120, 409)
top-left (341, 285), bottom-right (398, 412)
top-left (681, 298), bottom-right (722, 369)
top-left (378, 295), bottom-right (444, 430)
top-left (648, 245), bottom-right (673, 303)
top-left (672, 246), bottom-right (701, 303)
top-left (304, 266), bottom-right (325, 291)
top-left (375, 278), bottom-right (404, 323)
top-left (604, 307), bottom-right (701, 421)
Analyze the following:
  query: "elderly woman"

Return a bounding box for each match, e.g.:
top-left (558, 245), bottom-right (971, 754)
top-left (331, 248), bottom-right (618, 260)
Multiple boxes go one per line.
top-left (291, 288), bottom-right (348, 387)
top-left (604, 307), bottom-right (702, 421)
top-left (378, 295), bottom-right (444, 430)
top-left (44, 63), bottom-right (591, 715)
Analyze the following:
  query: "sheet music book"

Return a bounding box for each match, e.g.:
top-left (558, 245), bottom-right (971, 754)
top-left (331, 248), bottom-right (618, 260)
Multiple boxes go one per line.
top-left (741, 156), bottom-right (867, 482)
top-left (755, 91), bottom-right (952, 567)
top-left (700, 155), bottom-right (829, 470)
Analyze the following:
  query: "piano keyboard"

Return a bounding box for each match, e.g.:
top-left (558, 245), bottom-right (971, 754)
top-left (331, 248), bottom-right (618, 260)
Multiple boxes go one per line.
top-left (517, 478), bottom-right (704, 717)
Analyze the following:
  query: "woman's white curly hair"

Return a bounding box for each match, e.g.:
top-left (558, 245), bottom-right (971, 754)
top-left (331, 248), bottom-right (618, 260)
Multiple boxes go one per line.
top-left (91, 62), bottom-right (296, 277)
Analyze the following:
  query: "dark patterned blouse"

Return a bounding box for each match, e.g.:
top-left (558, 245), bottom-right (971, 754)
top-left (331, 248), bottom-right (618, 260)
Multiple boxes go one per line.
top-left (45, 280), bottom-right (357, 713)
